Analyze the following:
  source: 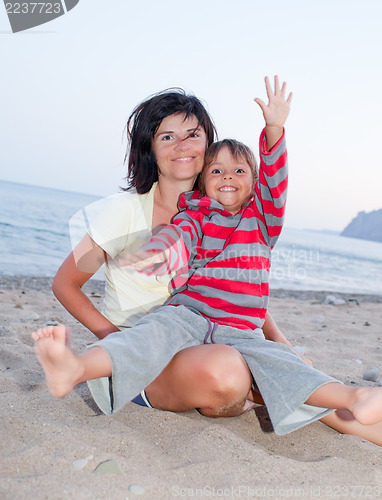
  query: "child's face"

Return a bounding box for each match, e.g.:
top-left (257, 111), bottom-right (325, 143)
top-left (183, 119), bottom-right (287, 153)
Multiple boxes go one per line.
top-left (203, 146), bottom-right (254, 215)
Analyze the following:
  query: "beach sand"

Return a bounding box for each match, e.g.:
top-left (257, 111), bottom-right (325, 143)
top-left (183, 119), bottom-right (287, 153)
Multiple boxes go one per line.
top-left (1, 276), bottom-right (382, 499)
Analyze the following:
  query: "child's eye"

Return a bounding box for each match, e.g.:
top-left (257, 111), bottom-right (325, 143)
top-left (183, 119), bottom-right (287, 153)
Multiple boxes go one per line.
top-left (211, 168), bottom-right (222, 174)
top-left (235, 168), bottom-right (245, 173)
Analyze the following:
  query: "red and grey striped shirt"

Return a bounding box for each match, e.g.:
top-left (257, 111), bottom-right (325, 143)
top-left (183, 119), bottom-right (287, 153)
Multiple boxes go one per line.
top-left (144, 129), bottom-right (288, 330)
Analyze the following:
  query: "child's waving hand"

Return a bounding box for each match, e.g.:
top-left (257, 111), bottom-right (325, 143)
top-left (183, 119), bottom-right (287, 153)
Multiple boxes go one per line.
top-left (254, 75), bottom-right (292, 149)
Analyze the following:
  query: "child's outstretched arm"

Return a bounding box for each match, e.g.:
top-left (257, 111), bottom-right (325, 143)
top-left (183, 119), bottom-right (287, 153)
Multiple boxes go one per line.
top-left (254, 75), bottom-right (292, 150)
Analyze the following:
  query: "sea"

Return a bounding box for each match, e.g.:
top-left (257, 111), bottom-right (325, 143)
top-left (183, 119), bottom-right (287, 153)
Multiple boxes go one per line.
top-left (1, 179), bottom-right (382, 296)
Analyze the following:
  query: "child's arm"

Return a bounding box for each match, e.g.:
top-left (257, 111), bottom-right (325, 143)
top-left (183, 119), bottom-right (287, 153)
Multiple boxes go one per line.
top-left (121, 210), bottom-right (201, 276)
top-left (250, 76), bottom-right (291, 249)
top-left (254, 75), bottom-right (292, 150)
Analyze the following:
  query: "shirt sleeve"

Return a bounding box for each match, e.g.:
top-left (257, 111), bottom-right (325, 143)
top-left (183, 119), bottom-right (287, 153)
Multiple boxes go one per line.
top-left (141, 210), bottom-right (202, 275)
top-left (252, 128), bottom-right (288, 248)
top-left (71, 191), bottom-right (150, 259)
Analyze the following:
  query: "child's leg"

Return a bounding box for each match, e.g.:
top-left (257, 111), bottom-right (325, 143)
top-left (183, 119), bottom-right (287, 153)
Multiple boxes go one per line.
top-left (145, 344), bottom-right (258, 416)
top-left (307, 382), bottom-right (382, 426)
top-left (32, 325), bottom-right (112, 397)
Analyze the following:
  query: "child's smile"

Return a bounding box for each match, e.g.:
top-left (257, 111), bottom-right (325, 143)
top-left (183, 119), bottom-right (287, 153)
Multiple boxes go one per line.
top-left (203, 146), bottom-right (254, 214)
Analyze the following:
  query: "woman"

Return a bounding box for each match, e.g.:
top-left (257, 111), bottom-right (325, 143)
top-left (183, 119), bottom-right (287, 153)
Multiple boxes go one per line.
top-left (53, 85), bottom-right (381, 444)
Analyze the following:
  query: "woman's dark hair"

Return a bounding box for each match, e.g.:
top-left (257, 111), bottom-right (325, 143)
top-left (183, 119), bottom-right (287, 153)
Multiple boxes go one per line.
top-left (198, 139), bottom-right (258, 195)
top-left (123, 88), bottom-right (217, 194)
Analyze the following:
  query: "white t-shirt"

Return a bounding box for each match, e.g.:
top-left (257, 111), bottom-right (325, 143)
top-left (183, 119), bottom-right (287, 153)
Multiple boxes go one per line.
top-left (75, 183), bottom-right (172, 328)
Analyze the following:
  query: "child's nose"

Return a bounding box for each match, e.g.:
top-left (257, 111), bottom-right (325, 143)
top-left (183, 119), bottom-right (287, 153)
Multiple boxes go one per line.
top-left (222, 173), bottom-right (233, 180)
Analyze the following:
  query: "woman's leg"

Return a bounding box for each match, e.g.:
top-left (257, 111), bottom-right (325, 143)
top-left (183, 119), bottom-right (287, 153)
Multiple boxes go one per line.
top-left (321, 411), bottom-right (382, 447)
top-left (145, 344), bottom-right (260, 417)
top-left (32, 325), bottom-right (111, 397)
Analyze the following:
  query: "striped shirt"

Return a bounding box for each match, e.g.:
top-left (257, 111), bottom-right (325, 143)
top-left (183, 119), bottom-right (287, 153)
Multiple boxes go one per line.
top-left (144, 129), bottom-right (288, 330)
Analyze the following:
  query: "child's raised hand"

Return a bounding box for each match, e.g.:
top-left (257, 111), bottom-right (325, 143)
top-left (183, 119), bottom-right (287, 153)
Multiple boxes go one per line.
top-left (254, 76), bottom-right (292, 130)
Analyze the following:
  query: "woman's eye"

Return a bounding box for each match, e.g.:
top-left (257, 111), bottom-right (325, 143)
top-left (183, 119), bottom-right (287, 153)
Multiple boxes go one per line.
top-left (162, 135), bottom-right (172, 141)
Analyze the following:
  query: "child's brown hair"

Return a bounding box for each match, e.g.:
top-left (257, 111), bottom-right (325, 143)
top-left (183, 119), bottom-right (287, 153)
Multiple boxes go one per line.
top-left (198, 139), bottom-right (258, 195)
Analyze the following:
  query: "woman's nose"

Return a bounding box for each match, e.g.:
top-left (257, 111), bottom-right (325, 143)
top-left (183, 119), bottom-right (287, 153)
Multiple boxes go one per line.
top-left (174, 138), bottom-right (188, 151)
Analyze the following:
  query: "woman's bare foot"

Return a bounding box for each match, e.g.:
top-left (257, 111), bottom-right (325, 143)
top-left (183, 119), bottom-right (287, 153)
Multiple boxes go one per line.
top-left (32, 324), bottom-right (85, 398)
top-left (350, 387), bottom-right (382, 426)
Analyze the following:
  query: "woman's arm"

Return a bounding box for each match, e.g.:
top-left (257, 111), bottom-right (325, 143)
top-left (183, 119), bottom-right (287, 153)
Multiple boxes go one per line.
top-left (263, 311), bottom-right (312, 366)
top-left (52, 233), bottom-right (119, 339)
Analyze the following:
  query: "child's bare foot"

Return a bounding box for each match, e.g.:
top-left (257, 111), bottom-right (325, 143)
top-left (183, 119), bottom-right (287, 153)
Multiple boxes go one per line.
top-left (32, 324), bottom-right (84, 398)
top-left (351, 387), bottom-right (382, 426)
top-left (32, 324), bottom-right (71, 345)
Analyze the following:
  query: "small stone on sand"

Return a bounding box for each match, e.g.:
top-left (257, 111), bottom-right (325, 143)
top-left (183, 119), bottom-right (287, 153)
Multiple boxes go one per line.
top-left (363, 367), bottom-right (379, 382)
top-left (94, 459), bottom-right (124, 476)
top-left (26, 312), bottom-right (40, 321)
top-left (128, 484), bottom-right (145, 495)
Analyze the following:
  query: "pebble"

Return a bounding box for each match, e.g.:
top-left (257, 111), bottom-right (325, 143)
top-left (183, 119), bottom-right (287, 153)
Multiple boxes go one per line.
top-left (15, 303), bottom-right (23, 309)
top-left (26, 312), bottom-right (40, 321)
top-left (323, 295), bottom-right (346, 306)
top-left (363, 367), bottom-right (379, 382)
top-left (44, 320), bottom-right (60, 326)
top-left (94, 459), bottom-right (124, 476)
top-left (348, 298), bottom-right (360, 306)
top-left (128, 485), bottom-right (145, 495)
top-left (293, 345), bottom-right (305, 355)
top-left (354, 359), bottom-right (362, 365)
top-left (73, 455), bottom-right (93, 470)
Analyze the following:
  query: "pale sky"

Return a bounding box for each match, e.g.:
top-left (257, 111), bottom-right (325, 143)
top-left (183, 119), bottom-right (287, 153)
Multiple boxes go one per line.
top-left (1, 0), bottom-right (381, 230)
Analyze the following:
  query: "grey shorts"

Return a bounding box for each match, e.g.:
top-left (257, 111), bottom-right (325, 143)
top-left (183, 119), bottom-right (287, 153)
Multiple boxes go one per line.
top-left (87, 305), bottom-right (335, 435)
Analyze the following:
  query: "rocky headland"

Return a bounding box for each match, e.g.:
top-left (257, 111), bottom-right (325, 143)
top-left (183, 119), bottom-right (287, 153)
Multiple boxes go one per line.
top-left (341, 208), bottom-right (382, 243)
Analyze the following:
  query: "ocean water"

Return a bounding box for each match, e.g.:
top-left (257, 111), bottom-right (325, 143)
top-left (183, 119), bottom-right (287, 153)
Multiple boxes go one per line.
top-left (0, 180), bottom-right (99, 277)
top-left (1, 180), bottom-right (381, 296)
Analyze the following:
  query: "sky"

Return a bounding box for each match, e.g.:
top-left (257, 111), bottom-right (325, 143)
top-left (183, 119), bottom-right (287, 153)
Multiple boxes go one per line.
top-left (1, 0), bottom-right (382, 231)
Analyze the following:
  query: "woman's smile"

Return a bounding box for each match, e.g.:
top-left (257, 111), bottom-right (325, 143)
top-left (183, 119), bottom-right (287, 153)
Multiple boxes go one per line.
top-left (153, 113), bottom-right (207, 182)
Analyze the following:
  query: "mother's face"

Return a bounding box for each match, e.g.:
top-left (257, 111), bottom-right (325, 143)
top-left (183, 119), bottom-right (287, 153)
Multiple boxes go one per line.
top-left (152, 113), bottom-right (207, 183)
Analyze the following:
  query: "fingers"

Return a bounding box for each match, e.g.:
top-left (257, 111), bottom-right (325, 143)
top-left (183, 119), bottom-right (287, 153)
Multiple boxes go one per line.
top-left (254, 97), bottom-right (266, 112)
top-left (264, 76), bottom-right (272, 100)
top-left (287, 91), bottom-right (293, 103)
top-left (274, 75), bottom-right (280, 95)
top-left (263, 75), bottom-right (289, 100)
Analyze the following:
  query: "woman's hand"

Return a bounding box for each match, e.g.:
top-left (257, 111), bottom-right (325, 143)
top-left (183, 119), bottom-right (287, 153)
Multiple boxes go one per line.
top-left (254, 75), bottom-right (292, 150)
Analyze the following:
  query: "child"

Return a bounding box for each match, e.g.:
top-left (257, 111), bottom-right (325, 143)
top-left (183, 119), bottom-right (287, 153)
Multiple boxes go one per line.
top-left (32, 79), bottom-right (382, 436)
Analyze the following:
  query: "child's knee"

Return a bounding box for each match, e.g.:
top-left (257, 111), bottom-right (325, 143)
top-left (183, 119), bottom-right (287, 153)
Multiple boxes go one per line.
top-left (201, 345), bottom-right (252, 399)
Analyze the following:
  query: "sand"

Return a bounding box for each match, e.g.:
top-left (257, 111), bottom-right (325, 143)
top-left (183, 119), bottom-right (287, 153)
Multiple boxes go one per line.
top-left (1, 275), bottom-right (382, 499)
